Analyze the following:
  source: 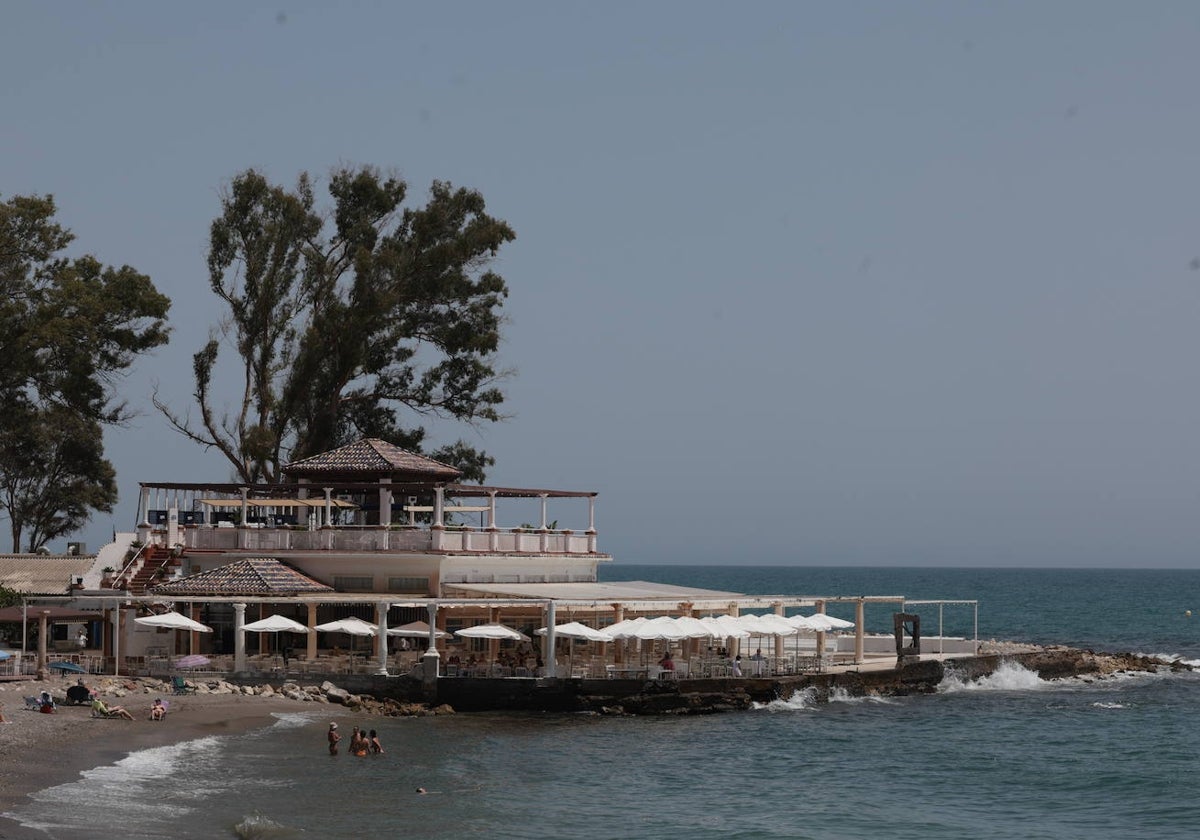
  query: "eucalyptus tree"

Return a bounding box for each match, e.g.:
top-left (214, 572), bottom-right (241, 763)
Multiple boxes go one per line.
top-left (157, 166), bottom-right (514, 484)
top-left (0, 193), bottom-right (171, 550)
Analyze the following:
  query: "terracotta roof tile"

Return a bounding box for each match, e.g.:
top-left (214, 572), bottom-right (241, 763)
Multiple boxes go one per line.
top-left (0, 555), bottom-right (95, 595)
top-left (149, 558), bottom-right (334, 597)
top-left (283, 438), bottom-right (462, 479)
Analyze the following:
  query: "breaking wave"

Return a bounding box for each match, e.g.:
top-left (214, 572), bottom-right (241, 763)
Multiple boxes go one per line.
top-left (939, 660), bottom-right (1046, 693)
top-left (233, 812), bottom-right (304, 839)
top-left (754, 686), bottom-right (819, 711)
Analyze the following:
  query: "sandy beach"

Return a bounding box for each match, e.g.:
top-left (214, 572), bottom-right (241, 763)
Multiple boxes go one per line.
top-left (0, 676), bottom-right (310, 839)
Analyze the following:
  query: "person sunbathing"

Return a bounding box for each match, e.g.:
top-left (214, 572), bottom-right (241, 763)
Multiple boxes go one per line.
top-left (149, 698), bottom-right (167, 721)
top-left (91, 698), bottom-right (134, 720)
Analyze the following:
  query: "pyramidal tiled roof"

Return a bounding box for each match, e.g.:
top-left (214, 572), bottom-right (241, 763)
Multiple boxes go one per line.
top-left (149, 558), bottom-right (334, 596)
top-left (283, 438), bottom-right (462, 479)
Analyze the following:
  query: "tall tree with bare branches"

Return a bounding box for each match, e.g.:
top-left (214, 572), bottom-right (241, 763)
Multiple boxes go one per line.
top-left (156, 166), bottom-right (514, 484)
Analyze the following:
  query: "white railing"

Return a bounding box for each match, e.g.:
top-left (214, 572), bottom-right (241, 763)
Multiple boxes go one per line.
top-left (170, 526), bottom-right (597, 555)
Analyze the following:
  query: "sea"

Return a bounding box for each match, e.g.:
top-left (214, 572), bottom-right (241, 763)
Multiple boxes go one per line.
top-left (9, 565), bottom-right (1200, 840)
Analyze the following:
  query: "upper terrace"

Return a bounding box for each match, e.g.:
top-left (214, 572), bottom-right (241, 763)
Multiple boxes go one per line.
top-left (136, 480), bottom-right (602, 556)
top-left (134, 439), bottom-right (605, 558)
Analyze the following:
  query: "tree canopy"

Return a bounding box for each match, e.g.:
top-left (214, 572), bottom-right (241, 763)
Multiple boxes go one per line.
top-left (157, 166), bottom-right (515, 484)
top-left (0, 193), bottom-right (170, 551)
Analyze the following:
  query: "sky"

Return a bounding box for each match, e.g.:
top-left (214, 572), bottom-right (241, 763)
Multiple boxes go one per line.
top-left (2, 2), bottom-right (1199, 567)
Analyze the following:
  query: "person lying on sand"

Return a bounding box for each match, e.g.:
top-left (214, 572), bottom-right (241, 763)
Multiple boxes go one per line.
top-left (91, 698), bottom-right (134, 720)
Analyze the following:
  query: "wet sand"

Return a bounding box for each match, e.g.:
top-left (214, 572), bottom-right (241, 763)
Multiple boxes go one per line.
top-left (0, 676), bottom-right (304, 839)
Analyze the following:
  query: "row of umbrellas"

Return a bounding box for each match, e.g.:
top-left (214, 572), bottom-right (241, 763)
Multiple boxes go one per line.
top-left (596, 612), bottom-right (855, 642)
top-left (473, 613), bottom-right (857, 645)
top-left (128, 610), bottom-right (855, 657)
top-left (131, 611), bottom-right (452, 638)
top-left (134, 610), bottom-right (854, 641)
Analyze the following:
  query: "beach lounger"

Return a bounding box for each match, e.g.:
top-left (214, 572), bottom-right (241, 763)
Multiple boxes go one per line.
top-left (172, 675), bottom-right (197, 695)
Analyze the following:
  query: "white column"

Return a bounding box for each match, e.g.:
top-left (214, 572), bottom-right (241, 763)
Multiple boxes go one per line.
top-left (421, 602), bottom-right (441, 685)
top-left (539, 495), bottom-right (548, 529)
top-left (306, 603), bottom-right (318, 660)
top-left (139, 486), bottom-right (152, 526)
top-left (487, 492), bottom-right (497, 530)
top-left (773, 602), bottom-right (785, 660)
top-left (379, 479), bottom-right (391, 527)
top-left (375, 601), bottom-right (390, 675)
top-left (815, 601), bottom-right (827, 668)
top-left (855, 600), bottom-right (866, 664)
top-left (587, 496), bottom-right (596, 532)
top-left (544, 600), bottom-right (557, 678)
top-left (37, 610), bottom-right (49, 678)
top-left (233, 603), bottom-right (246, 673)
top-left (433, 486), bottom-right (445, 528)
top-left (323, 487), bottom-right (333, 527)
top-left (113, 607), bottom-right (121, 677)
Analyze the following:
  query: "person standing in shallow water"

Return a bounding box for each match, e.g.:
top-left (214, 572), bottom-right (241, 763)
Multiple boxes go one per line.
top-left (327, 722), bottom-right (341, 755)
top-left (369, 729), bottom-right (384, 754)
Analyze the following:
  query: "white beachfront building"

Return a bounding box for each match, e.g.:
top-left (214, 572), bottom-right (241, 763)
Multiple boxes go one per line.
top-left (91, 438), bottom-right (765, 674)
top-left (48, 438), bottom-right (966, 680)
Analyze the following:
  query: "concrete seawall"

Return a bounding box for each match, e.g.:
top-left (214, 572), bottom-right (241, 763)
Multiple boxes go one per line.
top-left (304, 646), bottom-right (1181, 716)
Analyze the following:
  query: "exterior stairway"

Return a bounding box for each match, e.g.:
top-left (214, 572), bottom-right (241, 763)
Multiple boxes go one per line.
top-left (119, 546), bottom-right (180, 595)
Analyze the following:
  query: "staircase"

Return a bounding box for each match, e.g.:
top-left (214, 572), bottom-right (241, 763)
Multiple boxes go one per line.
top-left (113, 545), bottom-right (181, 595)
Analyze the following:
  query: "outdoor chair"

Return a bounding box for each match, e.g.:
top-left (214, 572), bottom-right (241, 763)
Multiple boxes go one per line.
top-left (172, 675), bottom-right (197, 695)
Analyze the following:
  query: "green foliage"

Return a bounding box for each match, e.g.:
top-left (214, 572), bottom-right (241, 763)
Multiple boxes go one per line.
top-left (0, 403), bottom-right (117, 551)
top-left (0, 584), bottom-right (21, 608)
top-left (0, 193), bottom-right (170, 551)
top-left (157, 166), bottom-right (514, 484)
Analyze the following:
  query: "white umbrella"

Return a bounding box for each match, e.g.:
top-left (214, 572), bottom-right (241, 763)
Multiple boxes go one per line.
top-left (673, 616), bottom-right (717, 639)
top-left (242, 614), bottom-right (310, 634)
top-left (629, 616), bottom-right (691, 641)
top-left (737, 614), bottom-right (799, 636)
top-left (455, 623), bottom-right (530, 641)
top-left (798, 613), bottom-right (855, 632)
top-left (535, 621), bottom-right (614, 643)
top-left (134, 611), bottom-right (213, 632)
top-left (786, 614), bottom-right (825, 632)
top-left (701, 615), bottom-right (751, 639)
top-left (605, 617), bottom-right (649, 639)
top-left (535, 622), bottom-right (613, 673)
top-left (387, 620), bottom-right (450, 638)
top-left (313, 617), bottom-right (378, 636)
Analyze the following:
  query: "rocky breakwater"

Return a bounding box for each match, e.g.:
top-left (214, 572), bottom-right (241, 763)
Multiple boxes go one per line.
top-left (569, 646), bottom-right (1188, 716)
top-left (72, 675), bottom-right (452, 717)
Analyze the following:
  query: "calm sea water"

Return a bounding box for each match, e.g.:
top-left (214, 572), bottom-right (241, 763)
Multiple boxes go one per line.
top-left (10, 566), bottom-right (1200, 840)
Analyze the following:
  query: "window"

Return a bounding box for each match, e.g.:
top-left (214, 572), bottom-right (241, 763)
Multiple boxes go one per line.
top-left (333, 575), bottom-right (373, 592)
top-left (388, 576), bottom-right (430, 594)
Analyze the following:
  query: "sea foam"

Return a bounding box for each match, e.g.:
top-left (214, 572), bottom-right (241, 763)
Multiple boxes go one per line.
top-left (754, 686), bottom-right (818, 711)
top-left (234, 812), bottom-right (302, 839)
top-left (938, 659), bottom-right (1045, 693)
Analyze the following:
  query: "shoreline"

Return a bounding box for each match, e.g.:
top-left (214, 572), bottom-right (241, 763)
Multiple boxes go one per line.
top-left (0, 647), bottom-right (1183, 837)
top-left (0, 678), bottom-right (309, 839)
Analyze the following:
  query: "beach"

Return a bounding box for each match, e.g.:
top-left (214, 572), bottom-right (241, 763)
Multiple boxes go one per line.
top-left (0, 676), bottom-right (302, 839)
top-left (2, 567), bottom-right (1200, 839)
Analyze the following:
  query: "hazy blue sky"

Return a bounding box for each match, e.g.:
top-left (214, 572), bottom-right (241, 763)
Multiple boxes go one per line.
top-left (3, 2), bottom-right (1199, 567)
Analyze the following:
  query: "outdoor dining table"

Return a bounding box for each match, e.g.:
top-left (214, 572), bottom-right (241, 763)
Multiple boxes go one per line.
top-left (606, 666), bottom-right (649, 679)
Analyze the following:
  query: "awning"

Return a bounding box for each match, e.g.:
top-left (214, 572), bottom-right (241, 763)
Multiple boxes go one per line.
top-left (195, 498), bottom-right (358, 508)
top-left (0, 606), bottom-right (100, 623)
top-left (439, 580), bottom-right (747, 602)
